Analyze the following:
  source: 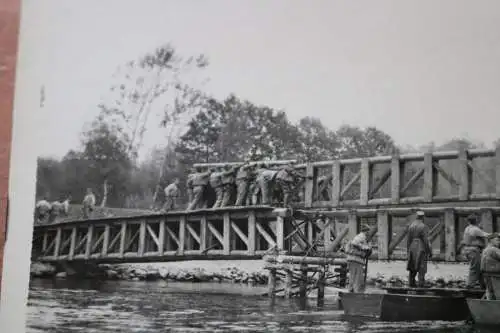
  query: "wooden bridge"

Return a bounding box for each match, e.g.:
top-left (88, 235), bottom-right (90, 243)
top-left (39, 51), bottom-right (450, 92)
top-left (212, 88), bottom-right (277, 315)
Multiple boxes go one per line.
top-left (31, 148), bottom-right (500, 264)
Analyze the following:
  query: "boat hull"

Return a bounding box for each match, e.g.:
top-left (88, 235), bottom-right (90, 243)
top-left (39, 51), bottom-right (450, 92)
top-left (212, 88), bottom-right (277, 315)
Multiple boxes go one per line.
top-left (340, 291), bottom-right (474, 322)
top-left (467, 299), bottom-right (500, 326)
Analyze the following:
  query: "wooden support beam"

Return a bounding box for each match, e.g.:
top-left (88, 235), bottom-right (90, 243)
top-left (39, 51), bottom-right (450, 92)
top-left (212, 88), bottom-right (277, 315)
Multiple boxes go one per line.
top-left (186, 223), bottom-right (201, 245)
top-left (401, 168), bottom-right (424, 195)
top-left (377, 211), bottom-right (390, 260)
top-left (388, 226), bottom-right (409, 256)
top-left (327, 225), bottom-right (349, 252)
top-left (391, 156), bottom-right (401, 204)
top-left (231, 221), bottom-right (248, 247)
top-left (276, 216), bottom-right (285, 250)
top-left (481, 209), bottom-right (494, 234)
top-left (331, 161), bottom-right (342, 206)
top-left (370, 168), bottom-right (391, 198)
top-left (119, 223), bottom-right (126, 257)
top-left (91, 232), bottom-right (105, 253)
top-left (360, 159), bottom-right (370, 205)
top-left (256, 222), bottom-right (277, 249)
top-left (285, 269), bottom-right (293, 299)
top-left (207, 222), bottom-right (223, 246)
top-left (340, 172), bottom-right (361, 199)
top-left (423, 153), bottom-right (434, 202)
top-left (200, 216), bottom-right (207, 252)
top-left (158, 220), bottom-right (165, 255)
top-left (68, 227), bottom-right (77, 260)
top-left (223, 213), bottom-right (231, 255)
top-left (434, 162), bottom-right (460, 188)
top-left (304, 163), bottom-right (315, 208)
top-left (42, 232), bottom-right (48, 252)
top-left (458, 148), bottom-right (470, 201)
top-left (248, 210), bottom-right (256, 255)
top-left (102, 225), bottom-right (110, 256)
top-left (166, 225), bottom-right (180, 247)
top-left (348, 212), bottom-right (359, 240)
top-left (53, 228), bottom-right (62, 258)
top-left (323, 218), bottom-right (334, 250)
top-left (84, 225), bottom-right (94, 259)
top-left (179, 216), bottom-right (186, 255)
top-left (444, 209), bottom-right (457, 261)
top-left (268, 268), bottom-right (277, 298)
top-left (146, 224), bottom-right (160, 249)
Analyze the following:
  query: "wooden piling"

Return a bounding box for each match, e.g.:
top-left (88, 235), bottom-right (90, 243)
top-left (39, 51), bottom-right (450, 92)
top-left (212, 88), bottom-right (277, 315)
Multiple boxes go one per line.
top-left (317, 270), bottom-right (325, 307)
top-left (285, 269), bottom-right (293, 298)
top-left (268, 268), bottom-right (277, 298)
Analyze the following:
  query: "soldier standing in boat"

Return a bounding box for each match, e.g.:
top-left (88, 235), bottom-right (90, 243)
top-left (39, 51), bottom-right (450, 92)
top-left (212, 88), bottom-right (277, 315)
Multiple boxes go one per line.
top-left (345, 224), bottom-right (373, 293)
top-left (163, 178), bottom-right (180, 212)
top-left (406, 210), bottom-right (433, 288)
top-left (480, 233), bottom-right (500, 300)
top-left (82, 188), bottom-right (96, 219)
top-left (459, 214), bottom-right (490, 289)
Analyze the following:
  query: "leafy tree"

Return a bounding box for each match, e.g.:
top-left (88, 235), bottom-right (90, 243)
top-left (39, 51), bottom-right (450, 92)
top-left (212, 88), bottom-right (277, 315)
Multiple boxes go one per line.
top-left (336, 125), bottom-right (398, 158)
top-left (295, 117), bottom-right (339, 161)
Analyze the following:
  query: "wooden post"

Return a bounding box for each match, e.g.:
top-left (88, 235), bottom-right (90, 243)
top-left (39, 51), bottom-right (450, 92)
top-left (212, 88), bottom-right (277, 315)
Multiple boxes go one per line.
top-left (481, 209), bottom-right (494, 234)
top-left (276, 216), bottom-right (285, 250)
top-left (101, 225), bottom-right (110, 256)
top-left (458, 148), bottom-right (470, 201)
top-left (317, 271), bottom-right (325, 307)
top-left (348, 212), bottom-right (359, 240)
top-left (299, 263), bottom-right (308, 299)
top-left (391, 155), bottom-right (401, 204)
top-left (84, 225), bottom-right (94, 259)
top-left (444, 209), bottom-right (457, 261)
top-left (268, 268), bottom-right (276, 298)
top-left (496, 145), bottom-right (500, 199)
top-left (68, 227), bottom-right (77, 260)
top-left (223, 213), bottom-right (231, 255)
top-left (138, 220), bottom-right (146, 256)
top-left (42, 231), bottom-right (48, 252)
top-left (331, 161), bottom-right (342, 206)
top-left (53, 228), bottom-right (62, 258)
top-left (248, 210), bottom-right (256, 255)
top-left (423, 153), bottom-right (434, 202)
top-left (323, 218), bottom-right (333, 251)
top-left (360, 159), bottom-right (370, 205)
top-left (119, 222), bottom-right (126, 257)
top-left (179, 216), bottom-right (186, 255)
top-left (158, 219), bottom-right (165, 255)
top-left (377, 211), bottom-right (390, 260)
top-left (304, 163), bottom-right (315, 208)
top-left (285, 269), bottom-right (293, 298)
top-left (200, 215), bottom-right (207, 253)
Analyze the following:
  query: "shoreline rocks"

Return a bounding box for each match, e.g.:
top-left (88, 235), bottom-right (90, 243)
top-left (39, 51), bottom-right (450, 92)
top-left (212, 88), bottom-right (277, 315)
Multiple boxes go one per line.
top-left (30, 260), bottom-right (471, 289)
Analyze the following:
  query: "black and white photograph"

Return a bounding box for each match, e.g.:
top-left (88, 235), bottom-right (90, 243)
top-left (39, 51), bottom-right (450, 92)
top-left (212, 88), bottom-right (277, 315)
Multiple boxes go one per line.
top-left (15, 1), bottom-right (500, 332)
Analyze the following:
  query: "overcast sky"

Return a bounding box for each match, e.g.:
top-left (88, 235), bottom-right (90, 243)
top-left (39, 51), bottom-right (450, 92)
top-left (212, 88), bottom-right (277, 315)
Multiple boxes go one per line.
top-left (22, 0), bottom-right (500, 160)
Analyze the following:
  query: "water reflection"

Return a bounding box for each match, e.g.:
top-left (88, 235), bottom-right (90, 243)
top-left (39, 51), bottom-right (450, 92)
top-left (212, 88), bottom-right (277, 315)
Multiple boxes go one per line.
top-left (26, 278), bottom-right (493, 333)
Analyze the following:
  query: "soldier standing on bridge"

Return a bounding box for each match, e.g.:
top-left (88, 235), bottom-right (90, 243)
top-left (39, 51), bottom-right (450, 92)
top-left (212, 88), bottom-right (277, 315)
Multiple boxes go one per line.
top-left (49, 196), bottom-right (71, 222)
top-left (209, 167), bottom-right (224, 208)
top-left (275, 164), bottom-right (303, 207)
top-left (34, 199), bottom-right (52, 224)
top-left (220, 165), bottom-right (237, 207)
top-left (163, 178), bottom-right (180, 212)
top-left (187, 167), bottom-right (212, 210)
top-left (480, 233), bottom-right (500, 300)
top-left (235, 163), bottom-right (253, 206)
top-left (317, 174), bottom-right (333, 201)
top-left (253, 164), bottom-right (278, 205)
top-left (82, 188), bottom-right (96, 219)
top-left (459, 214), bottom-right (490, 289)
top-left (186, 168), bottom-right (196, 204)
top-left (345, 224), bottom-right (372, 293)
top-left (406, 210), bottom-right (432, 288)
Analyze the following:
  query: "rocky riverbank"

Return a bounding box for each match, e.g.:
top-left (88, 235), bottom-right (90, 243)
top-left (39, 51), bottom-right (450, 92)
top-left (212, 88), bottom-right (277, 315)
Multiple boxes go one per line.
top-left (30, 259), bottom-right (472, 289)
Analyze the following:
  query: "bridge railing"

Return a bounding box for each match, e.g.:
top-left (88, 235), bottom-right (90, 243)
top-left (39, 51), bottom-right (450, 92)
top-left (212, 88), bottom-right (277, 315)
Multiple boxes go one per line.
top-left (294, 147), bottom-right (500, 208)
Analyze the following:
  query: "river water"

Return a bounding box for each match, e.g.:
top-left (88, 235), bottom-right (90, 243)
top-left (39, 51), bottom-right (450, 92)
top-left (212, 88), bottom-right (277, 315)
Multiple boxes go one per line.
top-left (26, 278), bottom-right (494, 333)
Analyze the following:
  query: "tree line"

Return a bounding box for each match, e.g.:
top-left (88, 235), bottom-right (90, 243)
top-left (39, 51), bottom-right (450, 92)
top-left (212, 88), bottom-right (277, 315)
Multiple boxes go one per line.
top-left (35, 44), bottom-right (498, 210)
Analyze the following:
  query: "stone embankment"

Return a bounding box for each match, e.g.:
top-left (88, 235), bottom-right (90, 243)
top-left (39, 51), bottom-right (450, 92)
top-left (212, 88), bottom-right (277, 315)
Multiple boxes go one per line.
top-left (30, 260), bottom-right (472, 289)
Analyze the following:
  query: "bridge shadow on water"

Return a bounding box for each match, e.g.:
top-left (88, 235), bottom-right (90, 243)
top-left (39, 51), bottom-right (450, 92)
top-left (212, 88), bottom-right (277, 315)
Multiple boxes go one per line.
top-left (26, 278), bottom-right (496, 333)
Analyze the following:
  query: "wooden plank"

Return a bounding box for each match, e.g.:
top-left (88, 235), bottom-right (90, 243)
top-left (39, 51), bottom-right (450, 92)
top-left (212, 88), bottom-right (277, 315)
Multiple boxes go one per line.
top-left (207, 222), bottom-right (224, 246)
top-left (285, 269), bottom-right (293, 298)
top-left (401, 168), bottom-right (424, 195)
top-left (458, 148), bottom-right (470, 201)
top-left (327, 225), bottom-right (349, 252)
top-left (256, 222), bottom-right (277, 249)
top-left (158, 219), bottom-right (165, 255)
top-left (388, 226), bottom-right (409, 256)
top-left (186, 223), bottom-right (201, 245)
top-left (370, 168), bottom-right (391, 198)
top-left (119, 223), bottom-right (127, 257)
top-left (84, 225), bottom-right (94, 259)
top-left (231, 221), bottom-right (248, 247)
top-left (348, 212), bottom-right (359, 240)
top-left (146, 224), bottom-right (160, 248)
top-left (68, 227), bottom-right (77, 260)
top-left (53, 228), bottom-right (62, 258)
top-left (360, 159), bottom-right (370, 205)
top-left (391, 156), bottom-right (401, 203)
top-left (323, 218), bottom-right (334, 250)
top-left (331, 161), bottom-right (341, 206)
top-left (434, 162), bottom-right (460, 187)
top-left (423, 153), bottom-right (434, 202)
top-left (340, 171), bottom-right (361, 199)
top-left (481, 209), bottom-right (494, 234)
top-left (179, 216), bottom-right (186, 255)
top-left (247, 210), bottom-right (256, 254)
top-left (444, 209), bottom-right (457, 261)
top-left (166, 225), bottom-right (180, 247)
top-left (304, 163), bottom-right (315, 208)
top-left (377, 211), bottom-right (390, 260)
top-left (223, 213), bottom-right (231, 255)
top-left (200, 215), bottom-right (207, 252)
top-left (107, 228), bottom-right (121, 253)
top-left (276, 216), bottom-right (284, 250)
top-left (102, 225), bottom-right (110, 256)
top-left (138, 221), bottom-right (146, 256)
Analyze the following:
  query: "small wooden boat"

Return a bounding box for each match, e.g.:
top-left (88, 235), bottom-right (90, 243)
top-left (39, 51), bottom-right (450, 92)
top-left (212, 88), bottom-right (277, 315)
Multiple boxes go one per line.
top-left (467, 299), bottom-right (500, 326)
top-left (340, 287), bottom-right (485, 322)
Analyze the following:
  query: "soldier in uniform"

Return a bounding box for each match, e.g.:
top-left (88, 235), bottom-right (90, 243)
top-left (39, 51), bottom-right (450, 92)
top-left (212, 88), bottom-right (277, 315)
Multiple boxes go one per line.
top-left (345, 224), bottom-right (372, 293)
top-left (35, 199), bottom-right (52, 224)
top-left (220, 165), bottom-right (237, 207)
top-left (187, 167), bottom-right (212, 210)
top-left (186, 168), bottom-right (196, 204)
top-left (481, 233), bottom-right (500, 300)
top-left (163, 178), bottom-right (180, 211)
top-left (406, 211), bottom-right (432, 287)
top-left (253, 164), bottom-right (278, 205)
top-left (209, 167), bottom-right (224, 208)
top-left (82, 188), bottom-right (96, 219)
top-left (49, 196), bottom-right (71, 222)
top-left (317, 174), bottom-right (333, 201)
top-left (235, 163), bottom-right (253, 206)
top-left (459, 214), bottom-right (489, 289)
top-left (275, 164), bottom-right (303, 207)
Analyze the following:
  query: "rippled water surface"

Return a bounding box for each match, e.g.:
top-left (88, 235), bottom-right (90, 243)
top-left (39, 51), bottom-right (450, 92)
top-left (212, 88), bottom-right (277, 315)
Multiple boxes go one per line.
top-left (26, 278), bottom-right (494, 333)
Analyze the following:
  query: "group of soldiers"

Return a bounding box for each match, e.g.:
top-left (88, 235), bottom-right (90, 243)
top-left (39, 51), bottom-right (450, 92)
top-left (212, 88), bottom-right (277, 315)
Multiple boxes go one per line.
top-left (34, 188), bottom-right (97, 224)
top-left (161, 163), bottom-right (307, 212)
top-left (344, 210), bottom-right (500, 299)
